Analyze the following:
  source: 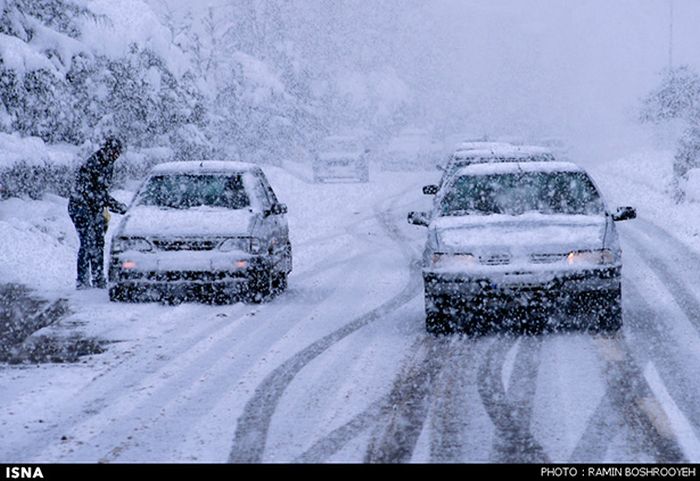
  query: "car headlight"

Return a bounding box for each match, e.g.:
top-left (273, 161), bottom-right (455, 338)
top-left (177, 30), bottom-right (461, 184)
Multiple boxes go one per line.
top-left (567, 249), bottom-right (615, 266)
top-left (219, 237), bottom-right (263, 254)
top-left (431, 252), bottom-right (477, 269)
top-left (113, 237), bottom-right (152, 253)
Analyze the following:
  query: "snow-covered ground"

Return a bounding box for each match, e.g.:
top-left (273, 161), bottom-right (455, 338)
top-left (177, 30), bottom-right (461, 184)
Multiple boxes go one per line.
top-left (1, 154), bottom-right (700, 463)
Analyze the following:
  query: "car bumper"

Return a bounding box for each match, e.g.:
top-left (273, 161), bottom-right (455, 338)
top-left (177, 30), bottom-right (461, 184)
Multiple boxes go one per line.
top-left (424, 266), bottom-right (620, 296)
top-left (108, 251), bottom-right (269, 290)
top-left (423, 266), bottom-right (621, 330)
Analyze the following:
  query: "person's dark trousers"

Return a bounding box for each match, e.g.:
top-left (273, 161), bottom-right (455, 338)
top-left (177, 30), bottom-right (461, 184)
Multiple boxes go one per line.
top-left (68, 199), bottom-right (106, 289)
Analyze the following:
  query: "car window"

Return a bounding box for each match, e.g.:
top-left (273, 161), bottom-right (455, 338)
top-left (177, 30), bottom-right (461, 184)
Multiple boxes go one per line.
top-left (246, 174), bottom-right (273, 210)
top-left (136, 174), bottom-right (250, 210)
top-left (439, 171), bottom-right (604, 216)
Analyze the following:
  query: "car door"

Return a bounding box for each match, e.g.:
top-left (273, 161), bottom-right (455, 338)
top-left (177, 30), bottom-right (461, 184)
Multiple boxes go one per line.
top-left (252, 170), bottom-right (290, 272)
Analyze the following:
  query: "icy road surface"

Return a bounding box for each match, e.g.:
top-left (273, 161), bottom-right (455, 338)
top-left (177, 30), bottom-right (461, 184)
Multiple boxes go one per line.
top-left (1, 167), bottom-right (700, 463)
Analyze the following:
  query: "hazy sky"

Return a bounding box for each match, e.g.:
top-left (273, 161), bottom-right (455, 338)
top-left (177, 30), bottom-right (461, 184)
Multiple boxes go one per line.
top-left (154, 0), bottom-right (700, 159)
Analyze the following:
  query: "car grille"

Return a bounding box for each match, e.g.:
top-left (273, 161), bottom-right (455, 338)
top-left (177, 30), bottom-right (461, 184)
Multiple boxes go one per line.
top-left (479, 254), bottom-right (511, 266)
top-left (529, 253), bottom-right (567, 264)
top-left (121, 271), bottom-right (246, 282)
top-left (151, 239), bottom-right (219, 251)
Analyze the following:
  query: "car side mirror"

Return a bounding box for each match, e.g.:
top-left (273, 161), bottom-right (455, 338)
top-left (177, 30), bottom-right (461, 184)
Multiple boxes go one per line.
top-left (265, 203), bottom-right (288, 217)
top-left (407, 211), bottom-right (430, 227)
top-left (612, 206), bottom-right (636, 222)
top-left (422, 185), bottom-right (439, 196)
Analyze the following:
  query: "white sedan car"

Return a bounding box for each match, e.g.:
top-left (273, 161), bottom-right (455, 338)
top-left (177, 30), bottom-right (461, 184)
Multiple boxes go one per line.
top-left (409, 161), bottom-right (636, 335)
top-left (108, 161), bottom-right (292, 304)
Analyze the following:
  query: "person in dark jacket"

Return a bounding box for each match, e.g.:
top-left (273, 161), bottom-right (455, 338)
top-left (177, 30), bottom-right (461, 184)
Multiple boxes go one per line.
top-left (68, 137), bottom-right (128, 290)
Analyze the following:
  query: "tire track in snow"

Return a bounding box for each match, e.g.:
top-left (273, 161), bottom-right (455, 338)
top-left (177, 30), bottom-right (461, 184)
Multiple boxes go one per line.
top-left (228, 187), bottom-right (423, 463)
top-left (294, 397), bottom-right (388, 463)
top-left (623, 236), bottom-right (700, 336)
top-left (93, 230), bottom-right (385, 462)
top-left (428, 338), bottom-right (484, 463)
top-left (620, 218), bottom-right (700, 455)
top-left (616, 280), bottom-right (700, 460)
top-left (623, 218), bottom-right (700, 334)
top-left (477, 334), bottom-right (550, 463)
top-left (568, 391), bottom-right (620, 462)
top-left (592, 334), bottom-right (686, 462)
top-left (27, 234), bottom-right (363, 462)
top-left (102, 186), bottom-right (419, 462)
top-left (363, 336), bottom-right (450, 463)
top-left (627, 278), bottom-right (700, 450)
top-left (568, 219), bottom-right (698, 463)
top-left (498, 335), bottom-right (544, 460)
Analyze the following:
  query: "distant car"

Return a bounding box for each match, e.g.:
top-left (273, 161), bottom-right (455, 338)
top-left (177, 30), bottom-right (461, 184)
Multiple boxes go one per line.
top-left (436, 141), bottom-right (513, 173)
top-left (423, 145), bottom-right (556, 195)
top-left (108, 161), bottom-right (292, 304)
top-left (313, 136), bottom-right (369, 183)
top-left (408, 161), bottom-right (636, 335)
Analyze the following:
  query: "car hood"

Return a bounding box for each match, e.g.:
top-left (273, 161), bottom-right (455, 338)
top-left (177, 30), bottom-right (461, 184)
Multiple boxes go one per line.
top-left (432, 213), bottom-right (606, 256)
top-left (120, 205), bottom-right (256, 238)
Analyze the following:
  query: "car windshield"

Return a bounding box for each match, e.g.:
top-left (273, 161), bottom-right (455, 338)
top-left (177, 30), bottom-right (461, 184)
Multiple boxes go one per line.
top-left (439, 171), bottom-right (604, 216)
top-left (136, 174), bottom-right (250, 210)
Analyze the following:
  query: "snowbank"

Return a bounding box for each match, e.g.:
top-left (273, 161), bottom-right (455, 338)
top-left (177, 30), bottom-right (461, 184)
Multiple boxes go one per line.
top-left (0, 195), bottom-right (77, 293)
top-left (0, 132), bottom-right (78, 168)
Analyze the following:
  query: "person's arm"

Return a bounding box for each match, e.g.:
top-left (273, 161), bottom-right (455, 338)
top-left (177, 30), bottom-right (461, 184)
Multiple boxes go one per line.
top-left (107, 195), bottom-right (128, 215)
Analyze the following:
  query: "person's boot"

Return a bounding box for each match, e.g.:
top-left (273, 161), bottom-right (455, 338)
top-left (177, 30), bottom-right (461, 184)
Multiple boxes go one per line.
top-left (93, 278), bottom-right (107, 289)
top-left (76, 281), bottom-right (91, 291)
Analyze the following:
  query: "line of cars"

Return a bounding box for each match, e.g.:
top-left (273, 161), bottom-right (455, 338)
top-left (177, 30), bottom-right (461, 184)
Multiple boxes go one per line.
top-left (408, 140), bottom-right (637, 335)
top-left (105, 136), bottom-right (637, 338)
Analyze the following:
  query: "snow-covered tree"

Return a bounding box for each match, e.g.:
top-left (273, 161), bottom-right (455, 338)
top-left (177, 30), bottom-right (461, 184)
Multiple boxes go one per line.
top-left (640, 66), bottom-right (700, 124)
top-left (0, 0), bottom-right (96, 142)
top-left (1, 0), bottom-right (211, 156)
top-left (640, 66), bottom-right (700, 202)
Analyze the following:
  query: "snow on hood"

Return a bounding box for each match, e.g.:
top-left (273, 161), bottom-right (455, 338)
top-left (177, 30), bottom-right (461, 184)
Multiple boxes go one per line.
top-left (433, 213), bottom-right (606, 255)
top-left (120, 205), bottom-right (256, 238)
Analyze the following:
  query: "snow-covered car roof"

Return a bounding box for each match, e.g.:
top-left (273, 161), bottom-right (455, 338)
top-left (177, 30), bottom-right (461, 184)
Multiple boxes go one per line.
top-left (453, 161), bottom-right (584, 178)
top-left (454, 141), bottom-right (511, 152)
top-left (149, 161), bottom-right (261, 175)
top-left (452, 144), bottom-right (554, 160)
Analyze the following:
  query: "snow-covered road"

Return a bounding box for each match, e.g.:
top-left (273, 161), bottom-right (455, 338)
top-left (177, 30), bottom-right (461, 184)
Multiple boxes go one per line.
top-left (1, 166), bottom-right (700, 463)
